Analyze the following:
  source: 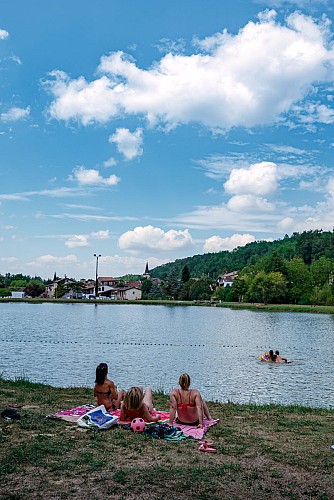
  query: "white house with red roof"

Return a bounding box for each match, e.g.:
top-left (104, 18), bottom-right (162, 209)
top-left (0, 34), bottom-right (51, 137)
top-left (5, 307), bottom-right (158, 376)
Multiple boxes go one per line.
top-left (217, 271), bottom-right (238, 287)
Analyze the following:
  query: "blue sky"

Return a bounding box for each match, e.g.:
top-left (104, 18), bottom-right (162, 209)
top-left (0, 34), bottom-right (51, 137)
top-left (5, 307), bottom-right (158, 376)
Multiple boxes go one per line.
top-left (1, 0), bottom-right (334, 280)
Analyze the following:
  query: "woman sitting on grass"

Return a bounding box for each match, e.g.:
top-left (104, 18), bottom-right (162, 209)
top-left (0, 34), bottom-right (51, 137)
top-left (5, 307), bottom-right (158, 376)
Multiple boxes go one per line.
top-left (168, 373), bottom-right (212, 428)
top-left (120, 386), bottom-right (160, 422)
top-left (94, 362), bottom-right (124, 411)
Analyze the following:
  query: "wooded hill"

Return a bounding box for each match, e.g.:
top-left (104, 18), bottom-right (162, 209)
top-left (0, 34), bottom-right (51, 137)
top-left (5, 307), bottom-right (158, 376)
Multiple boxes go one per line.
top-left (150, 230), bottom-right (334, 280)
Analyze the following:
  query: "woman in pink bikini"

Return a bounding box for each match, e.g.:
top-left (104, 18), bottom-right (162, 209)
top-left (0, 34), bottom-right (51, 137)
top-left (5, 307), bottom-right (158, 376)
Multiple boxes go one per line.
top-left (168, 373), bottom-right (212, 428)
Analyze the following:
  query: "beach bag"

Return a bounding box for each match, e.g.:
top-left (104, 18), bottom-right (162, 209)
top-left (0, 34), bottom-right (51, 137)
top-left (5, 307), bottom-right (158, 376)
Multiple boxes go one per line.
top-left (1, 408), bottom-right (21, 420)
top-left (77, 405), bottom-right (118, 430)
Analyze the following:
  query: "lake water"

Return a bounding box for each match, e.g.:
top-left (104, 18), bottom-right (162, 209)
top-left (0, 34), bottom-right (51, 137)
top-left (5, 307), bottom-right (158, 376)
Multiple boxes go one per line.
top-left (0, 302), bottom-right (333, 409)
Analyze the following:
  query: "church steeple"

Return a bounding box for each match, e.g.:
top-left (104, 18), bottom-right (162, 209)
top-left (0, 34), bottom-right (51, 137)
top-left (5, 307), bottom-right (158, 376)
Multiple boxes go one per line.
top-left (143, 262), bottom-right (150, 278)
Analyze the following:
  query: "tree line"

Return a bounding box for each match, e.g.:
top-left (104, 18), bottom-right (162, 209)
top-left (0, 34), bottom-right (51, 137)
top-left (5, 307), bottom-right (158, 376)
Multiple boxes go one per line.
top-left (146, 230), bottom-right (334, 305)
top-left (0, 273), bottom-right (46, 298)
top-left (2, 230), bottom-right (334, 305)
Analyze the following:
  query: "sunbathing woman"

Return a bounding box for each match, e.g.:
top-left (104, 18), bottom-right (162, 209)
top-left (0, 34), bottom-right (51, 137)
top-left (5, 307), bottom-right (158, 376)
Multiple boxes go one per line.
top-left (120, 386), bottom-right (160, 422)
top-left (94, 362), bottom-right (124, 411)
top-left (168, 373), bottom-right (212, 428)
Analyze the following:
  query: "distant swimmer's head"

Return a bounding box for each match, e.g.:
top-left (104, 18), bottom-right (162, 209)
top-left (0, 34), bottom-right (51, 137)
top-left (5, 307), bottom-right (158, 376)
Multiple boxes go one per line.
top-left (95, 363), bottom-right (108, 384)
top-left (179, 373), bottom-right (190, 390)
top-left (269, 350), bottom-right (277, 361)
top-left (275, 350), bottom-right (279, 355)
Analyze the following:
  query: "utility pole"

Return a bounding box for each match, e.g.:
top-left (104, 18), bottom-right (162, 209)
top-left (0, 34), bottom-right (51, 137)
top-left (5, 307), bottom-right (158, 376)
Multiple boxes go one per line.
top-left (94, 253), bottom-right (101, 298)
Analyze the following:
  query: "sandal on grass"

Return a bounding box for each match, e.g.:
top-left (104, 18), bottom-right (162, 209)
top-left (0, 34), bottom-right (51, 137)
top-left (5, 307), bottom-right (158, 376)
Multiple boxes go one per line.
top-left (199, 439), bottom-right (214, 447)
top-left (198, 441), bottom-right (217, 453)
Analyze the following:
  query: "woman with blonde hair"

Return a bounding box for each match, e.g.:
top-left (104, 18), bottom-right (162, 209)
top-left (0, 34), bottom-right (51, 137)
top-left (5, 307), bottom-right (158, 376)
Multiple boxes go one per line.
top-left (168, 373), bottom-right (212, 428)
top-left (120, 386), bottom-right (160, 422)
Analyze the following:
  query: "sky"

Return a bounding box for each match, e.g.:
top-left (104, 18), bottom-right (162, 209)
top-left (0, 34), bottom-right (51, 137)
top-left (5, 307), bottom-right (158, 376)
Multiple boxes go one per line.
top-left (1, 0), bottom-right (334, 280)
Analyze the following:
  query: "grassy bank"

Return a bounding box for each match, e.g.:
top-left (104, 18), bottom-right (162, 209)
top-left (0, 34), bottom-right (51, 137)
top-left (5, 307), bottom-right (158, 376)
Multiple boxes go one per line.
top-left (1, 379), bottom-right (333, 499)
top-left (2, 297), bottom-right (334, 315)
top-left (216, 302), bottom-right (334, 314)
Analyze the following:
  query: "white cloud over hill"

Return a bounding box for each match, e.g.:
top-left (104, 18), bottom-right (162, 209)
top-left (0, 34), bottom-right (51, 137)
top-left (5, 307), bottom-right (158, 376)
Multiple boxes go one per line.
top-left (203, 233), bottom-right (256, 253)
top-left (118, 225), bottom-right (194, 252)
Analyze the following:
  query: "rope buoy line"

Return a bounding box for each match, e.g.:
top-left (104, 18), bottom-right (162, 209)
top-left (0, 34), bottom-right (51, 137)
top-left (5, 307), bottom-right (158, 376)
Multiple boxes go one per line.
top-left (0, 338), bottom-right (269, 348)
top-left (0, 338), bottom-right (319, 350)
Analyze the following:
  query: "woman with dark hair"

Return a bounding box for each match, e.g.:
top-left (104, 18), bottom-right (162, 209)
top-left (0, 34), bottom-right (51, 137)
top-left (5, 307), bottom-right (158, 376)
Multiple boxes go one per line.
top-left (268, 350), bottom-right (277, 362)
top-left (94, 363), bottom-right (124, 410)
top-left (168, 373), bottom-right (212, 428)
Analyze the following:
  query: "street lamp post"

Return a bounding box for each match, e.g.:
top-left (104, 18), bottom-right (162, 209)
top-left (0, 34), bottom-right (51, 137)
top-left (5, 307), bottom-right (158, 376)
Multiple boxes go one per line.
top-left (94, 254), bottom-right (101, 298)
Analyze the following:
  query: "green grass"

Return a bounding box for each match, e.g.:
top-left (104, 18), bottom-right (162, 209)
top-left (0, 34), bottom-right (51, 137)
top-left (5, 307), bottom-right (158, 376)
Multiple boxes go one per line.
top-left (0, 379), bottom-right (333, 499)
top-left (217, 302), bottom-right (334, 314)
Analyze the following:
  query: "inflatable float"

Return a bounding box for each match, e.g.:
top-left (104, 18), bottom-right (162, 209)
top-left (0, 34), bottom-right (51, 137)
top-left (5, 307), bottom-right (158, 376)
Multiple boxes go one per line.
top-left (259, 353), bottom-right (271, 362)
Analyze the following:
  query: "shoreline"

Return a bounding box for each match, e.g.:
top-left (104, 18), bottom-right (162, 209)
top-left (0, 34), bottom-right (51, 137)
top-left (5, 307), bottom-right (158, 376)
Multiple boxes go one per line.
top-left (2, 377), bottom-right (333, 412)
top-left (1, 377), bottom-right (333, 499)
top-left (1, 297), bottom-right (334, 315)
top-left (1, 376), bottom-right (333, 413)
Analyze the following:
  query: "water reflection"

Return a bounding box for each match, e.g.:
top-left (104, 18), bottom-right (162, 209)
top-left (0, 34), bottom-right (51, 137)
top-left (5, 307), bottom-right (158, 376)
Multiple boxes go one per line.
top-left (0, 302), bottom-right (333, 408)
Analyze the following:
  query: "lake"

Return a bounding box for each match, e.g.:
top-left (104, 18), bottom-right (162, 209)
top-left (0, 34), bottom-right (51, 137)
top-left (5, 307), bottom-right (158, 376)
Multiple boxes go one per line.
top-left (0, 302), bottom-right (333, 409)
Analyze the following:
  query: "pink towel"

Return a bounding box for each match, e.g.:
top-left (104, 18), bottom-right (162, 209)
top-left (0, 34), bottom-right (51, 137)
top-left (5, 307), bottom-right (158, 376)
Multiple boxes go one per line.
top-left (48, 405), bottom-right (219, 439)
top-left (170, 418), bottom-right (220, 439)
top-left (47, 405), bottom-right (95, 423)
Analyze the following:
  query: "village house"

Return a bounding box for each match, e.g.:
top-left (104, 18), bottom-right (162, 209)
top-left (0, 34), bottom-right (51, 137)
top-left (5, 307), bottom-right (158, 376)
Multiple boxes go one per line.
top-left (217, 271), bottom-right (238, 287)
top-left (82, 276), bottom-right (142, 300)
top-left (11, 289), bottom-right (26, 299)
top-left (45, 267), bottom-right (147, 301)
top-left (45, 276), bottom-right (76, 298)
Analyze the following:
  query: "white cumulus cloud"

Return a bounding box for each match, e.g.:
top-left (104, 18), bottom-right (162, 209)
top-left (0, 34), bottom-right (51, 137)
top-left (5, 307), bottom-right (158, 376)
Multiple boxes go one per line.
top-left (224, 162), bottom-right (278, 196)
top-left (46, 12), bottom-right (334, 130)
top-left (203, 233), bottom-right (256, 253)
top-left (65, 235), bottom-right (89, 248)
top-left (109, 128), bottom-right (143, 161)
top-left (118, 225), bottom-right (194, 252)
top-left (103, 157), bottom-right (117, 167)
top-left (72, 167), bottom-right (120, 186)
top-left (277, 217), bottom-right (294, 232)
top-left (0, 28), bottom-right (9, 40)
top-left (1, 107), bottom-right (30, 122)
top-left (227, 194), bottom-right (275, 212)
top-left (64, 230), bottom-right (110, 248)
top-left (31, 254), bottom-right (79, 264)
top-left (90, 230), bottom-right (110, 240)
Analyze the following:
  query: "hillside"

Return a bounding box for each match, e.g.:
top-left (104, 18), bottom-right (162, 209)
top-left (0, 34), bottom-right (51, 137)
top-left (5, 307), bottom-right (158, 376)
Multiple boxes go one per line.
top-left (150, 230), bottom-right (334, 279)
